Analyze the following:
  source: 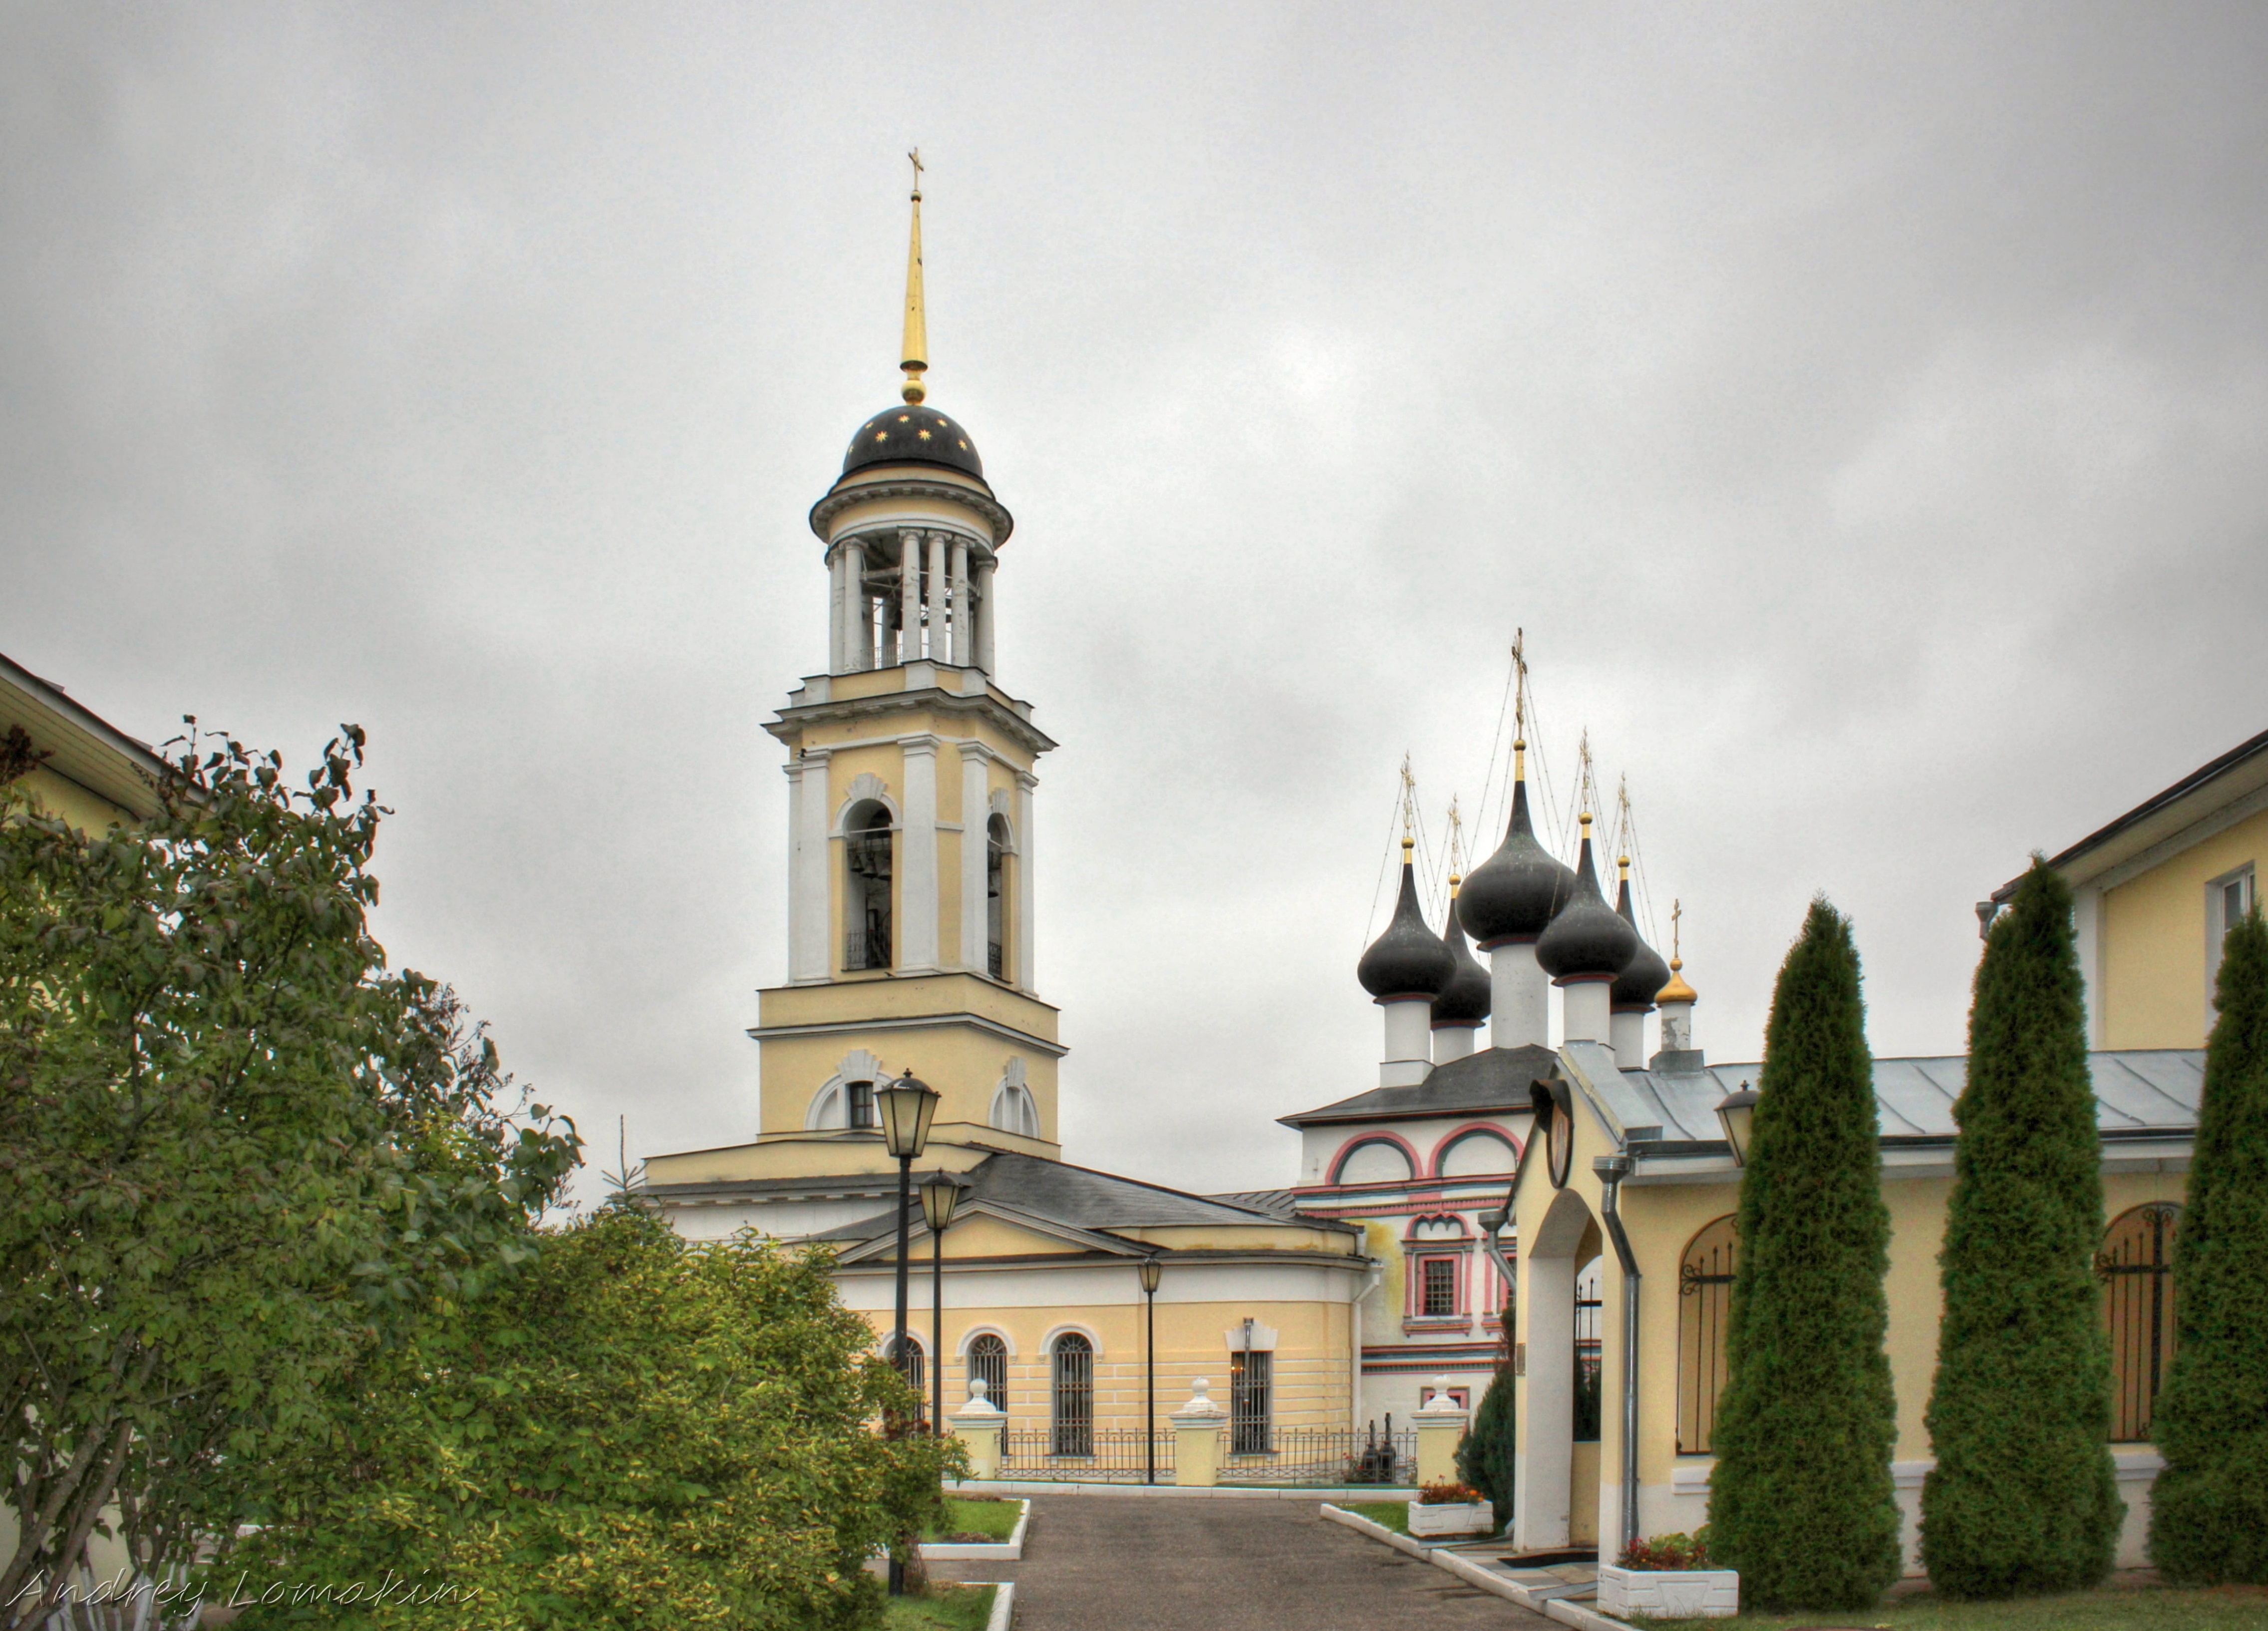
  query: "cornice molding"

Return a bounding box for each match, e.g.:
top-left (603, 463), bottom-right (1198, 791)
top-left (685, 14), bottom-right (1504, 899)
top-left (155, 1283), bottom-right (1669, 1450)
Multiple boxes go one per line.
top-left (766, 688), bottom-right (1058, 758)
top-left (746, 1009), bottom-right (1068, 1058)
top-left (809, 477), bottom-right (1014, 546)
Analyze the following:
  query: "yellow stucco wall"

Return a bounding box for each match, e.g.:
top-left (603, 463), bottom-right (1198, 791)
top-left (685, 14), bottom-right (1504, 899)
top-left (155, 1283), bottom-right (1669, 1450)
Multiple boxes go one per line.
top-left (2098, 806), bottom-right (2268, 1049)
top-left (9, 763), bottom-right (138, 832)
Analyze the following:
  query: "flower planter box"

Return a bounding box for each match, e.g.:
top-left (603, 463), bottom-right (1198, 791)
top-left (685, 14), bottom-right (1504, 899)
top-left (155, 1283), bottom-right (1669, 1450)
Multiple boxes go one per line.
top-left (1597, 1563), bottom-right (1738, 1620)
top-left (1406, 1500), bottom-right (1493, 1539)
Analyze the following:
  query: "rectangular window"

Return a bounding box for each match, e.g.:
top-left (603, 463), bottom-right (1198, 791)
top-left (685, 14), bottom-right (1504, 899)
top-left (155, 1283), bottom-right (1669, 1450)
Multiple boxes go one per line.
top-left (1420, 1257), bottom-right (1458, 1317)
top-left (1230, 1350), bottom-right (1272, 1454)
top-left (2210, 865), bottom-right (2256, 995)
top-left (847, 1080), bottom-right (875, 1129)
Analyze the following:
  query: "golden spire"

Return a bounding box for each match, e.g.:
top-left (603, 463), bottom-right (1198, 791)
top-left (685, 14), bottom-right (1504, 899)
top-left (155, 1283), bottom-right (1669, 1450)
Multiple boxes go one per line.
top-left (1657, 897), bottom-right (1698, 1003)
top-left (1447, 797), bottom-right (1464, 895)
top-left (900, 149), bottom-right (928, 404)
top-left (1399, 755), bottom-right (1416, 859)
top-left (1511, 628), bottom-right (1528, 781)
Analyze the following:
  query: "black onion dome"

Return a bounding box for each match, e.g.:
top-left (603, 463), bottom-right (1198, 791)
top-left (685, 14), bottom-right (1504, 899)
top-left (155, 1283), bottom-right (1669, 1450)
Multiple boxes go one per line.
top-left (1432, 895), bottom-right (1493, 1026)
top-left (842, 403), bottom-right (986, 481)
top-left (1357, 857), bottom-right (1456, 1001)
top-left (1458, 779), bottom-right (1578, 947)
top-left (1610, 871), bottom-right (1672, 1012)
top-left (1536, 824), bottom-right (1640, 981)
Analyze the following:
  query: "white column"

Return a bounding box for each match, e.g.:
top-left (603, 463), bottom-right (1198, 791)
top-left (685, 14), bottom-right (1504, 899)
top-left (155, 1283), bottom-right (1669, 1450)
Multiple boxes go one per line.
top-left (899, 737), bottom-right (940, 972)
top-left (1514, 1253), bottom-right (1576, 1551)
top-left (1380, 1000), bottom-right (1431, 1087)
top-left (926, 532), bottom-right (949, 666)
top-left (827, 546), bottom-right (847, 674)
top-left (948, 539), bottom-right (971, 666)
top-left (1015, 771), bottom-right (1037, 991)
top-left (841, 537), bottom-right (868, 672)
top-left (1658, 999), bottom-right (1693, 1053)
top-left (959, 745), bottom-right (989, 974)
top-left (973, 559), bottom-right (995, 674)
top-left (899, 531), bottom-right (923, 664)
top-left (1489, 941), bottom-right (1549, 1049)
top-left (787, 750), bottom-right (832, 982)
top-left (1562, 978), bottom-right (1612, 1045)
top-left (1434, 1023), bottom-right (1478, 1065)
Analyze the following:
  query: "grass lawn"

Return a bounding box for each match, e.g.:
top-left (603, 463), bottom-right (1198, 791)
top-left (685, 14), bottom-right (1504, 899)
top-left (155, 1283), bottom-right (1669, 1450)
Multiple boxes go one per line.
top-left (882, 1581), bottom-right (996, 1629)
top-left (1339, 1500), bottom-right (1412, 1536)
top-left (923, 1496), bottom-right (1023, 1543)
top-left (1633, 1582), bottom-right (2268, 1631)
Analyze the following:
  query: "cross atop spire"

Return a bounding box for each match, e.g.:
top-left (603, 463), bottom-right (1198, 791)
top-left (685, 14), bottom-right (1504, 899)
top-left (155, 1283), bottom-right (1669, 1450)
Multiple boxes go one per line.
top-left (901, 149), bottom-right (929, 403)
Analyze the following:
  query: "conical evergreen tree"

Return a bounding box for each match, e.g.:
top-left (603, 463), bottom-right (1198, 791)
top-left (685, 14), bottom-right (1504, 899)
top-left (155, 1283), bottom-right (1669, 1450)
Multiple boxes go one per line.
top-left (1922, 858), bottom-right (2121, 1597)
top-left (1457, 1339), bottom-right (1517, 1524)
top-left (1707, 899), bottom-right (1902, 1611)
top-left (2147, 907), bottom-right (2268, 1583)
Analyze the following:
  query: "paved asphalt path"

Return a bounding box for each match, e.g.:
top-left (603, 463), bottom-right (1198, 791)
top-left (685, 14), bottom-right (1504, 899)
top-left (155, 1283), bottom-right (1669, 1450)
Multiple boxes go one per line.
top-left (927, 1496), bottom-right (1552, 1630)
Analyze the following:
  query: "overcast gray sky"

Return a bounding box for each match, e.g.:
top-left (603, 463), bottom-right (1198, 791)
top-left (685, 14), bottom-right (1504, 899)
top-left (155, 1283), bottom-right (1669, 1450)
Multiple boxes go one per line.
top-left (6, 2), bottom-right (2264, 1200)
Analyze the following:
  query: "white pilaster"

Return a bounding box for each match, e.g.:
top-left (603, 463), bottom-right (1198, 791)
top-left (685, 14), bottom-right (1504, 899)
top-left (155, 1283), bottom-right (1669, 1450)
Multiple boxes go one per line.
top-left (1489, 940), bottom-right (1549, 1049)
top-left (1562, 978), bottom-right (1612, 1045)
top-left (949, 538), bottom-right (971, 666)
top-left (1658, 1000), bottom-right (1693, 1053)
top-left (1015, 770), bottom-right (1037, 991)
top-left (841, 536), bottom-right (869, 671)
top-left (959, 744), bottom-right (989, 974)
top-left (926, 532), bottom-right (949, 666)
top-left (899, 737), bottom-right (941, 972)
top-left (788, 750), bottom-right (833, 982)
top-left (899, 530), bottom-right (923, 664)
top-left (827, 546), bottom-right (847, 675)
top-left (1514, 1253), bottom-right (1577, 1551)
top-left (973, 559), bottom-right (995, 674)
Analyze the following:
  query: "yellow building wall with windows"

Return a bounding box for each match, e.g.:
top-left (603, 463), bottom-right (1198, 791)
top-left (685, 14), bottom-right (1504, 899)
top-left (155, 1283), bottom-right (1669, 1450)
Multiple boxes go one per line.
top-left (2098, 806), bottom-right (2268, 1049)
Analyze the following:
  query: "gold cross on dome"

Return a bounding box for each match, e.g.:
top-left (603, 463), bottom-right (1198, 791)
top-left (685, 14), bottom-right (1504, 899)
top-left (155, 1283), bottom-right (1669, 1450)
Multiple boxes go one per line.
top-left (908, 147), bottom-right (924, 197)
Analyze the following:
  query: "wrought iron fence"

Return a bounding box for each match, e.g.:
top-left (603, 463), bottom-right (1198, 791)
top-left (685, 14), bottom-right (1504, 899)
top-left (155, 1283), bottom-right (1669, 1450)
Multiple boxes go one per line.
top-left (1001, 1427), bottom-right (1175, 1481)
top-left (1218, 1424), bottom-right (1415, 1487)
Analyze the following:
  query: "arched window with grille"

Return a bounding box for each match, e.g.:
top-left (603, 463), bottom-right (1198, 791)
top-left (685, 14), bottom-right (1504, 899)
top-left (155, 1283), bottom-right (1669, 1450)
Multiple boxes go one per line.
top-left (844, 802), bottom-right (893, 970)
top-left (1677, 1215), bottom-right (1737, 1455)
top-left (1050, 1333), bottom-right (1093, 1456)
top-left (885, 1333), bottom-right (927, 1424)
top-left (2100, 1203), bottom-right (2181, 1442)
top-left (968, 1333), bottom-right (1008, 1413)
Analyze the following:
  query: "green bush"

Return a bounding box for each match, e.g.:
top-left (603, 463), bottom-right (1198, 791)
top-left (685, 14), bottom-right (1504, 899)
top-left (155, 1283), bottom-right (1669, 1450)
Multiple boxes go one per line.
top-left (227, 1203), bottom-right (961, 1629)
top-left (2148, 908), bottom-right (2268, 1583)
top-left (1922, 859), bottom-right (2121, 1597)
top-left (1706, 898), bottom-right (1902, 1612)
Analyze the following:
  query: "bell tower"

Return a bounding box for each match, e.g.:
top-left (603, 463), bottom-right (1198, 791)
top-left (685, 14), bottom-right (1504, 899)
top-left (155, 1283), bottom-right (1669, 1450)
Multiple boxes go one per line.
top-left (750, 158), bottom-right (1063, 1164)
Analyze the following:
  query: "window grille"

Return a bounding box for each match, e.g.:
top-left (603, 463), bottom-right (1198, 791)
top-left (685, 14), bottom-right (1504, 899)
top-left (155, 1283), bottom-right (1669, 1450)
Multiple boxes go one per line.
top-left (1677, 1215), bottom-right (1737, 1453)
top-left (969, 1333), bottom-right (1008, 1413)
top-left (1420, 1258), bottom-right (1458, 1317)
top-left (986, 816), bottom-right (1009, 979)
top-left (887, 1334), bottom-right (926, 1421)
top-left (2101, 1203), bottom-right (2181, 1442)
top-left (1050, 1335), bottom-right (1093, 1456)
top-left (1230, 1349), bottom-right (1272, 1454)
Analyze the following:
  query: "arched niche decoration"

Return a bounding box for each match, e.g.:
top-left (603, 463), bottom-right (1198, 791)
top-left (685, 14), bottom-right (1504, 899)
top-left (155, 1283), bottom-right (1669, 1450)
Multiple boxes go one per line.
top-left (1330, 1136), bottom-right (1416, 1186)
top-left (988, 1056), bottom-right (1039, 1137)
top-left (1434, 1126), bottom-right (1519, 1178)
top-left (805, 1050), bottom-right (886, 1129)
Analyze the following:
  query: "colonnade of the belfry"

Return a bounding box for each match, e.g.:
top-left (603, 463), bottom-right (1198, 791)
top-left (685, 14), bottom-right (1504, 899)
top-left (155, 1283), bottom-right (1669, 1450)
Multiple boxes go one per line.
top-left (827, 527), bottom-right (992, 676)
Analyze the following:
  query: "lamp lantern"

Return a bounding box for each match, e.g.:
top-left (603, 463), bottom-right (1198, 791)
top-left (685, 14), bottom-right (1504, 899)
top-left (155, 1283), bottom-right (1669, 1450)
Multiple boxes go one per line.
top-left (920, 1168), bottom-right (968, 1234)
top-left (1715, 1082), bottom-right (1759, 1167)
top-left (1138, 1255), bottom-right (1163, 1295)
top-left (879, 1069), bottom-right (940, 1159)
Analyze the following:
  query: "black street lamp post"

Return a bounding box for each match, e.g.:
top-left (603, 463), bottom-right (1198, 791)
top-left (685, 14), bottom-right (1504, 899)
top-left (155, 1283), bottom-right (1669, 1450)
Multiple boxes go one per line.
top-left (920, 1170), bottom-right (969, 1443)
top-left (876, 1069), bottom-right (939, 1597)
top-left (1139, 1255), bottom-right (1163, 1484)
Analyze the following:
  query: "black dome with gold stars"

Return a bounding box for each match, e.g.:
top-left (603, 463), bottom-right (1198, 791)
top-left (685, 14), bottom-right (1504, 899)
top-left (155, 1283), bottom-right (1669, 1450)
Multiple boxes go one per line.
top-left (841, 403), bottom-right (985, 482)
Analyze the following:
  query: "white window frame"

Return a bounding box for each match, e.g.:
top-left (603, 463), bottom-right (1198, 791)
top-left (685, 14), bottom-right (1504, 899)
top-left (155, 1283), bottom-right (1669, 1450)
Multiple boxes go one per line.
top-left (2207, 862), bottom-right (2256, 1022)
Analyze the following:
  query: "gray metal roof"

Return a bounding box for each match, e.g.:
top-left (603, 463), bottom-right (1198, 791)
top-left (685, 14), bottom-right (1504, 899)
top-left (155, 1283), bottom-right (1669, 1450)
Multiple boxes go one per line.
top-left (1582, 1043), bottom-right (2205, 1145)
top-left (1280, 1043), bottom-right (1559, 1128)
top-left (963, 1150), bottom-right (1332, 1229)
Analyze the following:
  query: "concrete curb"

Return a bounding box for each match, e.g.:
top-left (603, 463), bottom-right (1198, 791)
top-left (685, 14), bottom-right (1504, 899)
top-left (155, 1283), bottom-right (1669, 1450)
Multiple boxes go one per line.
top-left (949, 1478), bottom-right (1415, 1501)
top-left (1319, 1504), bottom-right (1626, 1631)
top-left (981, 1580), bottom-right (1015, 1631)
top-left (920, 1498), bottom-right (1031, 1561)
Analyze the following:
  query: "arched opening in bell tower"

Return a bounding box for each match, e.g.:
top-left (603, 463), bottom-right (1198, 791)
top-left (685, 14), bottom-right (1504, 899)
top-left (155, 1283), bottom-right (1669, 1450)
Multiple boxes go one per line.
top-left (844, 801), bottom-right (895, 971)
top-left (986, 813), bottom-right (1011, 978)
